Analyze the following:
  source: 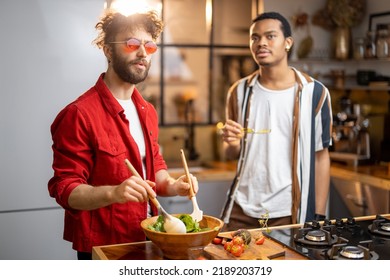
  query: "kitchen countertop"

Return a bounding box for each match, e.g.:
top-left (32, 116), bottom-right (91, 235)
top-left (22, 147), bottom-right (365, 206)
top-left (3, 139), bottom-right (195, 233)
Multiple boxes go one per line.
top-left (330, 162), bottom-right (390, 191)
top-left (168, 160), bottom-right (390, 190)
top-left (92, 214), bottom-right (390, 260)
top-left (167, 160), bottom-right (237, 182)
top-left (92, 223), bottom-right (308, 260)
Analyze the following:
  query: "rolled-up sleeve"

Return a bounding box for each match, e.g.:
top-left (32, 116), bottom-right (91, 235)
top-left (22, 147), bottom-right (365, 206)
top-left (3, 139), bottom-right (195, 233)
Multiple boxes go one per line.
top-left (48, 104), bottom-right (92, 210)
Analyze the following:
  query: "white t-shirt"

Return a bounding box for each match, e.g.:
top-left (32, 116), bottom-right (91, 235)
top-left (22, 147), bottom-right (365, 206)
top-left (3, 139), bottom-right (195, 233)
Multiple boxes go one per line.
top-left (116, 98), bottom-right (146, 177)
top-left (236, 81), bottom-right (296, 219)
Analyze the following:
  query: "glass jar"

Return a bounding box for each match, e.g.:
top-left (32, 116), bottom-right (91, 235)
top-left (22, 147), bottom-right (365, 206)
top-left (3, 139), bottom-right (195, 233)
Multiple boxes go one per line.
top-left (353, 37), bottom-right (365, 60)
top-left (376, 28), bottom-right (389, 58)
top-left (364, 31), bottom-right (376, 59)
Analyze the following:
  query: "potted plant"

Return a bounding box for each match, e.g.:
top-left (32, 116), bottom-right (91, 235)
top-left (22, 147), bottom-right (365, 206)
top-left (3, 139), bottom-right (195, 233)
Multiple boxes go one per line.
top-left (327, 0), bottom-right (366, 60)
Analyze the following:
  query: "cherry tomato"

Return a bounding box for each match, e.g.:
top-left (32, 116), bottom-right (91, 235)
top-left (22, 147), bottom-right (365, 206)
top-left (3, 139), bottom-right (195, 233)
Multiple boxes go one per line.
top-left (224, 241), bottom-right (233, 252)
top-left (256, 235), bottom-right (265, 245)
top-left (232, 236), bottom-right (245, 246)
top-left (230, 244), bottom-right (244, 257)
top-left (212, 237), bottom-right (222, 245)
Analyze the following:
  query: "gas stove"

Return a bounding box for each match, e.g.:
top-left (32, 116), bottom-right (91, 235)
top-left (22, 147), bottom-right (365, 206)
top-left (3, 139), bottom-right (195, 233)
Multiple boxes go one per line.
top-left (264, 214), bottom-right (390, 260)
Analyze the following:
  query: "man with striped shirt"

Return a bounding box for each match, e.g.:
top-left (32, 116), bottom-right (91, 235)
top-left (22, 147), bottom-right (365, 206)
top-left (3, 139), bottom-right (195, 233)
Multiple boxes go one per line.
top-left (221, 12), bottom-right (333, 231)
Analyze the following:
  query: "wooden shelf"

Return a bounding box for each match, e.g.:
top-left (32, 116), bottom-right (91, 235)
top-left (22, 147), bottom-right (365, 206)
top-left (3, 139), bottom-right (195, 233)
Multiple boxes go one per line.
top-left (291, 58), bottom-right (390, 63)
top-left (328, 84), bottom-right (390, 91)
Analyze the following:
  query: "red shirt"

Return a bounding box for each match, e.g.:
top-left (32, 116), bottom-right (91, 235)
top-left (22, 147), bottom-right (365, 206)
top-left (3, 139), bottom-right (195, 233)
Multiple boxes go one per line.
top-left (48, 74), bottom-right (167, 252)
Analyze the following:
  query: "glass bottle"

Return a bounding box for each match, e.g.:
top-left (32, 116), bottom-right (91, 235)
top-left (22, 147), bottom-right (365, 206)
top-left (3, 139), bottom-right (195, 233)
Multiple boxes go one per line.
top-left (364, 31), bottom-right (376, 59)
top-left (388, 28), bottom-right (390, 58)
top-left (353, 37), bottom-right (365, 60)
top-left (376, 28), bottom-right (389, 58)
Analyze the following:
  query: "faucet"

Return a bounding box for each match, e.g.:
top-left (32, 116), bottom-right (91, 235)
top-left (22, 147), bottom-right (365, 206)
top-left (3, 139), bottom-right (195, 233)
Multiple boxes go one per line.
top-left (184, 99), bottom-right (199, 161)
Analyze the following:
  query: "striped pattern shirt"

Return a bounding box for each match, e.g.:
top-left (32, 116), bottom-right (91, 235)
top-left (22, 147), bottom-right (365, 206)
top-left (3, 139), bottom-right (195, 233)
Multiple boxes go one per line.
top-left (222, 67), bottom-right (333, 224)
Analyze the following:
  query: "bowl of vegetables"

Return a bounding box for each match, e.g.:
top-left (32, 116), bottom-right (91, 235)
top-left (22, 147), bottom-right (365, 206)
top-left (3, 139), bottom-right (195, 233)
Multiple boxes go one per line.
top-left (141, 214), bottom-right (224, 259)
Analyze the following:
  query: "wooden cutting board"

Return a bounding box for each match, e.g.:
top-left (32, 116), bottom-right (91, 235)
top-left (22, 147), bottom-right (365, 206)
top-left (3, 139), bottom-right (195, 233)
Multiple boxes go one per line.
top-left (204, 232), bottom-right (307, 260)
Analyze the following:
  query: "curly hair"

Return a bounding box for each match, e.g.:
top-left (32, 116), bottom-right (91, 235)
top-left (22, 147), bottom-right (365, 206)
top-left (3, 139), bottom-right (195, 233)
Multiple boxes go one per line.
top-left (93, 10), bottom-right (163, 49)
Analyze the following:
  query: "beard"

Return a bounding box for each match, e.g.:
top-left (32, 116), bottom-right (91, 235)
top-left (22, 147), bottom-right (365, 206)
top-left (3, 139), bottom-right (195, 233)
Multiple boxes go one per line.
top-left (111, 48), bottom-right (151, 84)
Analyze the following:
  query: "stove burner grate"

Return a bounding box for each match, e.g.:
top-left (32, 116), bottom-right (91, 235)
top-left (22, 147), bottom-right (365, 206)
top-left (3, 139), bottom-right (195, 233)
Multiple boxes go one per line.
top-left (305, 230), bottom-right (326, 242)
top-left (382, 223), bottom-right (390, 231)
top-left (340, 246), bottom-right (364, 259)
top-left (294, 227), bottom-right (339, 247)
top-left (368, 216), bottom-right (390, 237)
top-left (327, 240), bottom-right (379, 260)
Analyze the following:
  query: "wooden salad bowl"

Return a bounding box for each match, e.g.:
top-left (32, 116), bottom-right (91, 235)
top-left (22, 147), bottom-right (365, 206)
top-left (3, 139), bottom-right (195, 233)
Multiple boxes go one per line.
top-left (141, 214), bottom-right (224, 259)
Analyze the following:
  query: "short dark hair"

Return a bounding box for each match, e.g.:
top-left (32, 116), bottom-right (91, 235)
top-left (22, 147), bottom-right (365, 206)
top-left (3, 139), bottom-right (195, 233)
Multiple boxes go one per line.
top-left (252, 12), bottom-right (292, 38)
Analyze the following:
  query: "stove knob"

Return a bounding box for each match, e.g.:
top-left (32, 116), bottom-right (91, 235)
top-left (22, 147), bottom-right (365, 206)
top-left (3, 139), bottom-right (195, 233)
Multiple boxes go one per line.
top-left (311, 220), bottom-right (321, 229)
top-left (347, 217), bottom-right (356, 225)
top-left (336, 218), bottom-right (344, 227)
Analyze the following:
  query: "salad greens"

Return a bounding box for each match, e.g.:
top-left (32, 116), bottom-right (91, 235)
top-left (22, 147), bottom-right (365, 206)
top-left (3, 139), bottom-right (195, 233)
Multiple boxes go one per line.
top-left (148, 214), bottom-right (210, 233)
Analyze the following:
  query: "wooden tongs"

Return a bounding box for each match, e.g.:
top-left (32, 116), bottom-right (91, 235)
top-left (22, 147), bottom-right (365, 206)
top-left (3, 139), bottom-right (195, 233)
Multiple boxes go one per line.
top-left (124, 159), bottom-right (186, 233)
top-left (180, 149), bottom-right (203, 222)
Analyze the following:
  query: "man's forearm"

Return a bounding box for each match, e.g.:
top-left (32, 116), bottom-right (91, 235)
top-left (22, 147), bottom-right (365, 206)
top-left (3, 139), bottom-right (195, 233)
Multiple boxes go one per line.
top-left (223, 142), bottom-right (241, 160)
top-left (315, 149), bottom-right (330, 215)
top-left (68, 184), bottom-right (114, 210)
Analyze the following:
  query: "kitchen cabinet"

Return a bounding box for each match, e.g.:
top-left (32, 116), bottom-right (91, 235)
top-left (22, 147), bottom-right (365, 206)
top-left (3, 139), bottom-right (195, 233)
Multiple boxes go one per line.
top-left (290, 58), bottom-right (390, 91)
top-left (329, 163), bottom-right (390, 218)
top-left (330, 178), bottom-right (390, 218)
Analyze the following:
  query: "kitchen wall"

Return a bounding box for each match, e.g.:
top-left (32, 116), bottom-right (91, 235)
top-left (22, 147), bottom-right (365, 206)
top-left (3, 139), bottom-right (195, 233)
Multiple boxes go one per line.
top-left (0, 0), bottom-right (388, 260)
top-left (0, 0), bottom-right (106, 260)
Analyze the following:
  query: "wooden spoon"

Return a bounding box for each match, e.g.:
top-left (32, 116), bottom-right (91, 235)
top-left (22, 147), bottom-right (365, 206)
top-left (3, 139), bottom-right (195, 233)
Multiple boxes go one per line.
top-left (180, 149), bottom-right (203, 222)
top-left (124, 159), bottom-right (186, 234)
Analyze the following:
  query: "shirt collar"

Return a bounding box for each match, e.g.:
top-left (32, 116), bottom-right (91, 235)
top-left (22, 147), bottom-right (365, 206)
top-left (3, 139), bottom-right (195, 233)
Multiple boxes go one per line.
top-left (94, 73), bottom-right (148, 117)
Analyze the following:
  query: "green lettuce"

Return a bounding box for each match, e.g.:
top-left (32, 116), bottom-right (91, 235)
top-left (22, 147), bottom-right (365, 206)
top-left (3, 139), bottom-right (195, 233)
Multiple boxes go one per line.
top-left (148, 214), bottom-right (209, 233)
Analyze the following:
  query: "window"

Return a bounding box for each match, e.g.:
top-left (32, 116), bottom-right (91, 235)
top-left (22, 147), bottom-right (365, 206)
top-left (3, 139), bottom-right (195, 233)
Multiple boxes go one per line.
top-left (136, 0), bottom-right (262, 125)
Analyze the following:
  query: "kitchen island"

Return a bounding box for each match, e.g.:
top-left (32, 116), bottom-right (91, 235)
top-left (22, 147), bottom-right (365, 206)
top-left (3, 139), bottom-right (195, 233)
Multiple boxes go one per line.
top-left (92, 162), bottom-right (390, 260)
top-left (92, 223), bottom-right (309, 260)
top-left (92, 214), bottom-right (390, 260)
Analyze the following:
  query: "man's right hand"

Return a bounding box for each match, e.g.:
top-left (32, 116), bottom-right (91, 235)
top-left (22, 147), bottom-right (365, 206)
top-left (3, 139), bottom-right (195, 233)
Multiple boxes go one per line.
top-left (222, 119), bottom-right (243, 146)
top-left (113, 176), bottom-right (156, 204)
top-left (221, 119), bottom-right (243, 160)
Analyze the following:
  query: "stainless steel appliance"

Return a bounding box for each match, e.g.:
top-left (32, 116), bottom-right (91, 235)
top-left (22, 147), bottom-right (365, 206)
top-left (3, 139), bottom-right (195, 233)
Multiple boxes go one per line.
top-left (330, 100), bottom-right (370, 166)
top-left (264, 215), bottom-right (390, 260)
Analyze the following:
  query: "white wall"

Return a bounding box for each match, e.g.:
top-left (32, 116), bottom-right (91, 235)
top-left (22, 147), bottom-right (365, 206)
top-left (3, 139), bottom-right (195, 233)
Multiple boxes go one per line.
top-left (0, 0), bottom-right (106, 259)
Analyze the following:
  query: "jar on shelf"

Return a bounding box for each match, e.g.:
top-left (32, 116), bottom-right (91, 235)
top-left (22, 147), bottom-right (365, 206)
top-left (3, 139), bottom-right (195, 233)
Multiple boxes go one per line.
top-left (364, 30), bottom-right (376, 59)
top-left (353, 37), bottom-right (365, 60)
top-left (376, 28), bottom-right (389, 58)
